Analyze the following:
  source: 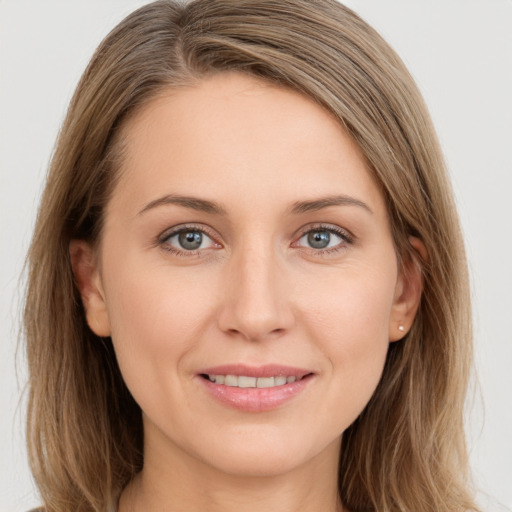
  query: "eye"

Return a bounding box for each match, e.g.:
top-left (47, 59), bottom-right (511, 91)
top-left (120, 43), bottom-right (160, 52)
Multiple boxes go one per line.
top-left (159, 226), bottom-right (219, 254)
top-left (303, 230), bottom-right (335, 249)
top-left (295, 225), bottom-right (353, 253)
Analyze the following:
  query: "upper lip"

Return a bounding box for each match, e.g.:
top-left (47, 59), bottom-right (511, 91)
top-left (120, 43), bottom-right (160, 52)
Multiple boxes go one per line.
top-left (198, 364), bottom-right (313, 379)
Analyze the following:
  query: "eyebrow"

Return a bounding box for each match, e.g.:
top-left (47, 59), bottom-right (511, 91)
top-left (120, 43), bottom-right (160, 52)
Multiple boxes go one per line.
top-left (289, 195), bottom-right (373, 215)
top-left (138, 194), bottom-right (228, 216)
top-left (138, 193), bottom-right (372, 216)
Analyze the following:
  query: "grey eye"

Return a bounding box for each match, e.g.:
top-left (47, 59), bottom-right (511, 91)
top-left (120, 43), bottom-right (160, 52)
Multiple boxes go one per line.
top-left (297, 228), bottom-right (345, 251)
top-left (179, 230), bottom-right (203, 250)
top-left (164, 229), bottom-right (215, 252)
top-left (307, 231), bottom-right (331, 249)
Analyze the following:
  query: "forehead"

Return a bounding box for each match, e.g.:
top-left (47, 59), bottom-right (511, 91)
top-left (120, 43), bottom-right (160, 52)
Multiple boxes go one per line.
top-left (109, 72), bottom-right (387, 219)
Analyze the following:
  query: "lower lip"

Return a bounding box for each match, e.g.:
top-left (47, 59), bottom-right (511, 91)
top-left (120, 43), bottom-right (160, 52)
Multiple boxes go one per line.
top-left (198, 375), bottom-right (314, 412)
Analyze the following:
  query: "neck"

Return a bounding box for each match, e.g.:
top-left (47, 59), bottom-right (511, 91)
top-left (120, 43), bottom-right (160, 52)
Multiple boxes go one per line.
top-left (119, 426), bottom-right (343, 512)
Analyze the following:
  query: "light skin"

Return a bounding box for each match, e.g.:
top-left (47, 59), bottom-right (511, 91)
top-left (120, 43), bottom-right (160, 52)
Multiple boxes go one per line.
top-left (71, 72), bottom-right (424, 512)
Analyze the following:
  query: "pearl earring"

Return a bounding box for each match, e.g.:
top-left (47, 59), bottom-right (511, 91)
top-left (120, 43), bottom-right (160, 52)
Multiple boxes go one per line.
top-left (398, 324), bottom-right (405, 332)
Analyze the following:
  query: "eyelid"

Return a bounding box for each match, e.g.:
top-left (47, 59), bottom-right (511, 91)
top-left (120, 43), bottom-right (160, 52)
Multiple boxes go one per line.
top-left (156, 222), bottom-right (354, 257)
top-left (158, 223), bottom-right (223, 255)
top-left (158, 223), bottom-right (217, 242)
top-left (292, 223), bottom-right (355, 253)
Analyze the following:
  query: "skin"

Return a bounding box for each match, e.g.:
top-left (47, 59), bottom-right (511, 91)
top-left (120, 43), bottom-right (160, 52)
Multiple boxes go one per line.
top-left (71, 72), bottom-right (423, 512)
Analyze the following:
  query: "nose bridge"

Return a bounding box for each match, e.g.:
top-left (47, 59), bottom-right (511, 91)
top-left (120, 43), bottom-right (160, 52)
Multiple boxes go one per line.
top-left (218, 236), bottom-right (293, 340)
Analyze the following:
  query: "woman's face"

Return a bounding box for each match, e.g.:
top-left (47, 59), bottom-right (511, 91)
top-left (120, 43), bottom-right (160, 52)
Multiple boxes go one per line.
top-left (74, 72), bottom-right (419, 478)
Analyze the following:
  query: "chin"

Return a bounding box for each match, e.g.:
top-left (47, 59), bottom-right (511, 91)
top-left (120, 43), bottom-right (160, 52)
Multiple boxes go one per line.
top-left (195, 427), bottom-right (340, 478)
top-left (206, 449), bottom-right (305, 478)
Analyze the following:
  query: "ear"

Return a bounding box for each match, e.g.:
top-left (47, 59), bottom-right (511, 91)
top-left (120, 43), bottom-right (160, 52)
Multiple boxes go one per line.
top-left (389, 236), bottom-right (426, 342)
top-left (69, 240), bottom-right (111, 337)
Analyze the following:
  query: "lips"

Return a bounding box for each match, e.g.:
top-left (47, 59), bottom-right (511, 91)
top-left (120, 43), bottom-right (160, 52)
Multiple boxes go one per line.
top-left (197, 364), bottom-right (314, 412)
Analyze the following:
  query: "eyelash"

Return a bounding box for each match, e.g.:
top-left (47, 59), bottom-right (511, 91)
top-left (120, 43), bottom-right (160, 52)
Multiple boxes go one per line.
top-left (294, 224), bottom-right (354, 256)
top-left (158, 224), bottom-right (220, 257)
top-left (158, 223), bottom-right (354, 257)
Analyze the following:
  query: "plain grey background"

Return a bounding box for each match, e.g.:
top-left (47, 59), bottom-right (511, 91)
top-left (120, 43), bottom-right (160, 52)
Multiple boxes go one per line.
top-left (1, 1), bottom-right (511, 510)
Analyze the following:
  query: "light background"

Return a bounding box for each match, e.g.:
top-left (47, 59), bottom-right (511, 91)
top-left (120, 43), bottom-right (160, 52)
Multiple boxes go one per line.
top-left (1, 1), bottom-right (511, 510)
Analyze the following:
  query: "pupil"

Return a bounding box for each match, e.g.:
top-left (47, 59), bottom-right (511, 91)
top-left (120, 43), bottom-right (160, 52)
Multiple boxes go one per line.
top-left (179, 231), bottom-right (202, 250)
top-left (308, 231), bottom-right (330, 249)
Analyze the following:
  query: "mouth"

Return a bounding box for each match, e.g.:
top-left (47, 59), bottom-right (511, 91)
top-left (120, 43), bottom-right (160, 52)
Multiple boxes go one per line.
top-left (199, 373), bottom-right (311, 388)
top-left (197, 364), bottom-right (315, 412)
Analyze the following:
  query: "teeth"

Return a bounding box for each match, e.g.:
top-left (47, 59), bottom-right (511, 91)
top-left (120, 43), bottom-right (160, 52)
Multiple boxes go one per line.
top-left (224, 375), bottom-right (238, 386)
top-left (238, 376), bottom-right (257, 388)
top-left (257, 377), bottom-right (275, 388)
top-left (207, 374), bottom-right (301, 388)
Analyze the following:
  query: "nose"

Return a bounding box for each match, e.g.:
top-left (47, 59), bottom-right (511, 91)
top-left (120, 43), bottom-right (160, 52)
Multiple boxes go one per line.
top-left (217, 242), bottom-right (295, 342)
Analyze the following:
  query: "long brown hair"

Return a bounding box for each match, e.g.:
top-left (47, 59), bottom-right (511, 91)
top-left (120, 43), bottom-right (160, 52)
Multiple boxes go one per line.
top-left (24, 1), bottom-right (478, 510)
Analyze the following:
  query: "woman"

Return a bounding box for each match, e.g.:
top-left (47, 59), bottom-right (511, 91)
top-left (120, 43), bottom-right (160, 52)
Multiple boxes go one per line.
top-left (23, 1), bottom-right (480, 511)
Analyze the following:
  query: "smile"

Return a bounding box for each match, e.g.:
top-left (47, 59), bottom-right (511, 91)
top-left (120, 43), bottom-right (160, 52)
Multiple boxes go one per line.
top-left (197, 365), bottom-right (314, 412)
top-left (204, 374), bottom-right (299, 387)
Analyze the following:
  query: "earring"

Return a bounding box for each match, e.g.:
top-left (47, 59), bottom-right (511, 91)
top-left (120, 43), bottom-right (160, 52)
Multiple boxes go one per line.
top-left (398, 324), bottom-right (405, 332)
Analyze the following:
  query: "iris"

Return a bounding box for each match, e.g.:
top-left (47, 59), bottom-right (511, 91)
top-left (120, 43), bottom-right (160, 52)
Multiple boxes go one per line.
top-left (179, 230), bottom-right (203, 250)
top-left (308, 231), bottom-right (330, 249)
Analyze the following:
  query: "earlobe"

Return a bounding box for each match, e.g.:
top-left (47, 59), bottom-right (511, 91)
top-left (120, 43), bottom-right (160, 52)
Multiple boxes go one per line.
top-left (389, 236), bottom-right (426, 342)
top-left (69, 240), bottom-right (111, 337)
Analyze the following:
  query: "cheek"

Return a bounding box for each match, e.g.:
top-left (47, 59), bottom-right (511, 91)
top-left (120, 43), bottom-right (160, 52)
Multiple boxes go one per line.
top-left (101, 251), bottom-right (217, 400)
top-left (301, 262), bottom-right (396, 419)
top-left (302, 259), bottom-right (396, 342)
